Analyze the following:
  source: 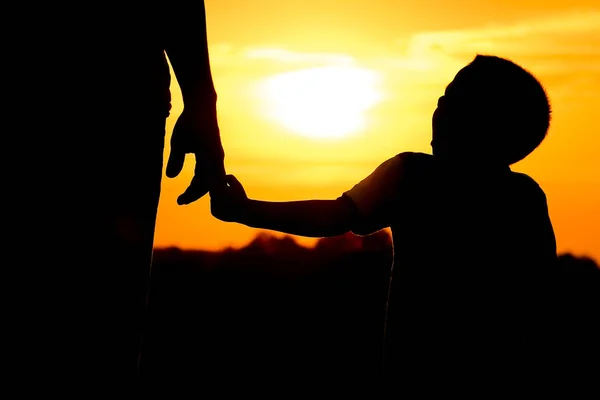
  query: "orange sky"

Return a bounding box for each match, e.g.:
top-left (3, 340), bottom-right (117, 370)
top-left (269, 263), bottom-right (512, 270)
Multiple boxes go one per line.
top-left (154, 0), bottom-right (600, 262)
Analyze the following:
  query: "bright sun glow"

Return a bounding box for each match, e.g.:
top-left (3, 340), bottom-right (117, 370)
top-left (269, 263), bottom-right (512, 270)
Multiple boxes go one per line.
top-left (259, 66), bottom-right (382, 139)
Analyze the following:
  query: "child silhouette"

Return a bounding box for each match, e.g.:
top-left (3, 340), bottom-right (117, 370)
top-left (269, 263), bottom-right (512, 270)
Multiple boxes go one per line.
top-left (211, 54), bottom-right (558, 392)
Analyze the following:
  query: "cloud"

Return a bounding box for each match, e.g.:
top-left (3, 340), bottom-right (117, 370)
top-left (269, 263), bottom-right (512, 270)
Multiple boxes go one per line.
top-left (408, 10), bottom-right (599, 52)
top-left (399, 10), bottom-right (600, 76)
top-left (244, 48), bottom-right (355, 66)
top-left (352, 8), bottom-right (600, 104)
top-left (208, 10), bottom-right (600, 72)
top-left (204, 10), bottom-right (600, 109)
top-left (206, 44), bottom-right (360, 80)
top-left (207, 44), bottom-right (356, 69)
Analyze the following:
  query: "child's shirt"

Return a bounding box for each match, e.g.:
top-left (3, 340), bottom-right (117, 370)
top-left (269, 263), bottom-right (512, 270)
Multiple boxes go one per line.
top-left (342, 151), bottom-right (557, 384)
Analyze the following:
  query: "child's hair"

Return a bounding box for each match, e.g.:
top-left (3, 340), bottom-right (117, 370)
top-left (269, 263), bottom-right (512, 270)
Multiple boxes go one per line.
top-left (457, 55), bottom-right (552, 165)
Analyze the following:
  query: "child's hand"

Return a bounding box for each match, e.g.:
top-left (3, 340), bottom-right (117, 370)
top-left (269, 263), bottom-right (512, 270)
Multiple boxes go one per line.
top-left (210, 174), bottom-right (249, 223)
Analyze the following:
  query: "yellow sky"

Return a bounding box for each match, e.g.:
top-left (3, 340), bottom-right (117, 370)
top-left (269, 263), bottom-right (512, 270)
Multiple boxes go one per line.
top-left (154, 0), bottom-right (600, 262)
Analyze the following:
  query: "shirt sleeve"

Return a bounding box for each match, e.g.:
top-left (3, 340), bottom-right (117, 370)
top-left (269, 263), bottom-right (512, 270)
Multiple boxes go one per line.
top-left (342, 153), bottom-right (407, 236)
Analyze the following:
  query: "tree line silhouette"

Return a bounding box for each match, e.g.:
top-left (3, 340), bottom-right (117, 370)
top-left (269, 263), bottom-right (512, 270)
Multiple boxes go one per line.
top-left (139, 231), bottom-right (598, 391)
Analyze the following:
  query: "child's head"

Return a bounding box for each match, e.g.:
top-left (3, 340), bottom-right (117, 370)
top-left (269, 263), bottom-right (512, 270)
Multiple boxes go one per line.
top-left (431, 55), bottom-right (551, 165)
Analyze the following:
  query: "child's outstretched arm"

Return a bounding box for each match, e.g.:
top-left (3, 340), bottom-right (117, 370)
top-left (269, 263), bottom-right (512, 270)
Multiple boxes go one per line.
top-left (210, 175), bottom-right (356, 238)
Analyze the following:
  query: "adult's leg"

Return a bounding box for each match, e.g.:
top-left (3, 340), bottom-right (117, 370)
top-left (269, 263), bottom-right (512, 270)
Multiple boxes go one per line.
top-left (55, 109), bottom-right (166, 381)
top-left (99, 114), bottom-right (166, 377)
top-left (12, 113), bottom-right (165, 388)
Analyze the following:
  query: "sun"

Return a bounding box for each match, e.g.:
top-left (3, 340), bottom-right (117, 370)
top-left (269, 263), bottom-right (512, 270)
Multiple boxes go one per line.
top-left (258, 66), bottom-right (382, 139)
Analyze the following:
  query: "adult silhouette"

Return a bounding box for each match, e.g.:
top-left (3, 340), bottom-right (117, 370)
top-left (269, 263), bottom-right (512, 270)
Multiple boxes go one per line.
top-left (104, 0), bottom-right (226, 378)
top-left (12, 1), bottom-right (224, 385)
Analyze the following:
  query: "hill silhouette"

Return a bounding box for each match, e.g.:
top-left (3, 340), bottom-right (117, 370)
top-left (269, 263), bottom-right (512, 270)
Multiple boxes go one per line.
top-left (140, 231), bottom-right (598, 391)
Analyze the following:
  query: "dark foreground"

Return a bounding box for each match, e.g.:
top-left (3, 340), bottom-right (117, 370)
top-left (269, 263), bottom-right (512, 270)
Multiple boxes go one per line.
top-left (140, 232), bottom-right (599, 392)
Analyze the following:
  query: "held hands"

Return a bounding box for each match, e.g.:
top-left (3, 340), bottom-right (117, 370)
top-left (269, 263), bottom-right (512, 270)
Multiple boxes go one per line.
top-left (166, 104), bottom-right (226, 205)
top-left (210, 175), bottom-right (249, 223)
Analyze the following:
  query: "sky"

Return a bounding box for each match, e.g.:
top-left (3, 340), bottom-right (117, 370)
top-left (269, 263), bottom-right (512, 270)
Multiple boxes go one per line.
top-left (154, 0), bottom-right (600, 262)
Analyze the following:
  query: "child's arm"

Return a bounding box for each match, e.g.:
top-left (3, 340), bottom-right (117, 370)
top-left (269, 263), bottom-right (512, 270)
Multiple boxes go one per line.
top-left (212, 153), bottom-right (410, 238)
top-left (210, 175), bottom-right (357, 238)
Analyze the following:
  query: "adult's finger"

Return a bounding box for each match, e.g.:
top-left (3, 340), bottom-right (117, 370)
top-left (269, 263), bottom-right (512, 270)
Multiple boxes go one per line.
top-left (166, 148), bottom-right (186, 178)
top-left (177, 175), bottom-right (210, 205)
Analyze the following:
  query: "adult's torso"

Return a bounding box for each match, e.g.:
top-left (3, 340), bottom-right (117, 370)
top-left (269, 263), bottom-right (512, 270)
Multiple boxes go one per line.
top-left (98, 4), bottom-right (172, 119)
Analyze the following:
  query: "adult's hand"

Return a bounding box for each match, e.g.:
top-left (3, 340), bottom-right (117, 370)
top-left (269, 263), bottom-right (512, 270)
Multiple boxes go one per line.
top-left (166, 105), bottom-right (226, 205)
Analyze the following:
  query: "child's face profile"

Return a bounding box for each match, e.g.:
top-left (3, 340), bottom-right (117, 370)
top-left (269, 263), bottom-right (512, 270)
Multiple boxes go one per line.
top-left (430, 64), bottom-right (479, 157)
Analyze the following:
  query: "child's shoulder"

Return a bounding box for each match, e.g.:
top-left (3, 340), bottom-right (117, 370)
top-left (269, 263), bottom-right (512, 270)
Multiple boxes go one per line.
top-left (507, 171), bottom-right (548, 198)
top-left (370, 152), bottom-right (435, 181)
top-left (396, 151), bottom-right (434, 162)
top-left (391, 151), bottom-right (436, 175)
top-left (393, 151), bottom-right (435, 168)
top-left (369, 152), bottom-right (433, 176)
